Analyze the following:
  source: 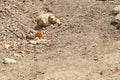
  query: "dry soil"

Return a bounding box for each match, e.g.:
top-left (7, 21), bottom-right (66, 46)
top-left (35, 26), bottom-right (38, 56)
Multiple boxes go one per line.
top-left (0, 0), bottom-right (120, 80)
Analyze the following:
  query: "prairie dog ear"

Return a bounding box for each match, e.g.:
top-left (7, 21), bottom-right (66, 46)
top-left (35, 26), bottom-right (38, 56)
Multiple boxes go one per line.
top-left (48, 15), bottom-right (57, 24)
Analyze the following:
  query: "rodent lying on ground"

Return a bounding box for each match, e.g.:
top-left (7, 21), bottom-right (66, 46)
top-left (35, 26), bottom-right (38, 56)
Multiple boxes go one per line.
top-left (33, 13), bottom-right (61, 27)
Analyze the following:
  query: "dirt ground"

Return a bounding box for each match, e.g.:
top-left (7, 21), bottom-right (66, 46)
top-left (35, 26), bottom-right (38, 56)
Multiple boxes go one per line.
top-left (0, 0), bottom-right (120, 80)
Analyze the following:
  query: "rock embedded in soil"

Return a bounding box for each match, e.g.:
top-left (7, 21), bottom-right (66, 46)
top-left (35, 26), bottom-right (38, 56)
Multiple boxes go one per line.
top-left (5, 44), bottom-right (10, 49)
top-left (29, 39), bottom-right (52, 46)
top-left (29, 40), bottom-right (38, 45)
top-left (3, 58), bottom-right (16, 64)
top-left (14, 54), bottom-right (21, 57)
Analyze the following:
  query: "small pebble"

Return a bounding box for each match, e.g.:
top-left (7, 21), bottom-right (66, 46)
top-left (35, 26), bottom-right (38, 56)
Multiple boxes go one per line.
top-left (19, 51), bottom-right (25, 54)
top-left (29, 40), bottom-right (37, 45)
top-left (5, 44), bottom-right (10, 49)
top-left (3, 58), bottom-right (16, 64)
top-left (14, 54), bottom-right (21, 57)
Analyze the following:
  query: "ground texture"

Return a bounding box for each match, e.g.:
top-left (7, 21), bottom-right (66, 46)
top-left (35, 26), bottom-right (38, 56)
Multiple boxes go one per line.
top-left (0, 0), bottom-right (120, 80)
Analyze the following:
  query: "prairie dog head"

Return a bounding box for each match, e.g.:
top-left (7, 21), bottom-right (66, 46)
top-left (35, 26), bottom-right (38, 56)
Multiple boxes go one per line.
top-left (48, 15), bottom-right (61, 25)
top-left (48, 15), bottom-right (57, 24)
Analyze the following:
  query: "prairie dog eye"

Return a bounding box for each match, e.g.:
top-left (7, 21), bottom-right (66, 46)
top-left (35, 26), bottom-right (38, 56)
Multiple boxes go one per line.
top-left (48, 15), bottom-right (57, 24)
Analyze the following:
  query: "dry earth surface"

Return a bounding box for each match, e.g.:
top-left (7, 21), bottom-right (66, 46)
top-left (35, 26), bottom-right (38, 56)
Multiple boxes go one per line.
top-left (0, 0), bottom-right (120, 80)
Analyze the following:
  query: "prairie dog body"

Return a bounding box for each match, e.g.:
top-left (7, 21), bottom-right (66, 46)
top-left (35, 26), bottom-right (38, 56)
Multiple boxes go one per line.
top-left (35, 13), bottom-right (60, 27)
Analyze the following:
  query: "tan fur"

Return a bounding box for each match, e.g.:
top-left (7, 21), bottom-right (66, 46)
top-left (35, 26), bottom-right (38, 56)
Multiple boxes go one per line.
top-left (35, 13), bottom-right (61, 27)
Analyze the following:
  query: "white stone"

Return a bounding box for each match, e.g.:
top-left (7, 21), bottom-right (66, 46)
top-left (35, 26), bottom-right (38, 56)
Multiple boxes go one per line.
top-left (14, 54), bottom-right (21, 57)
top-left (29, 40), bottom-right (37, 45)
top-left (19, 51), bottom-right (25, 54)
top-left (5, 44), bottom-right (10, 49)
top-left (3, 58), bottom-right (16, 64)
